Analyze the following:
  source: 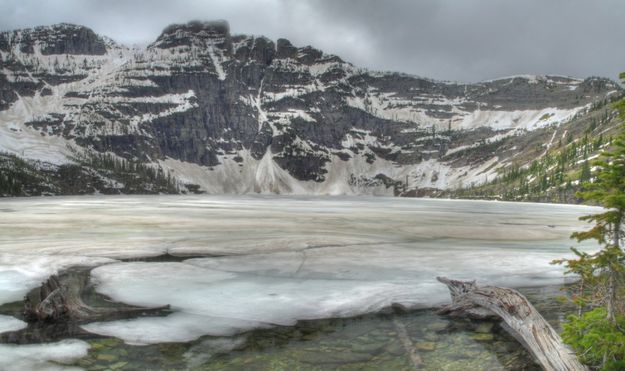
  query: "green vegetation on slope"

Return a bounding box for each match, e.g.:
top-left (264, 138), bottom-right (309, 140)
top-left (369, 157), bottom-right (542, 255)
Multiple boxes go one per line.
top-left (448, 97), bottom-right (625, 203)
top-left (0, 149), bottom-right (182, 197)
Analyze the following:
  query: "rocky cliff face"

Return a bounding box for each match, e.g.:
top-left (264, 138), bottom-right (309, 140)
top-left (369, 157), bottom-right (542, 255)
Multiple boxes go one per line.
top-left (0, 21), bottom-right (621, 196)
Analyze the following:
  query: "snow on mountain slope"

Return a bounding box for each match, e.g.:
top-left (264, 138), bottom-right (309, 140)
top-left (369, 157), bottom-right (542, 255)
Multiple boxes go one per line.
top-left (0, 21), bottom-right (621, 195)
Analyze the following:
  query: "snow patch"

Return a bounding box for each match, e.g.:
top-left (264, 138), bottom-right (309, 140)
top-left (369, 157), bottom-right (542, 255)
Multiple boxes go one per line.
top-left (454, 106), bottom-right (584, 131)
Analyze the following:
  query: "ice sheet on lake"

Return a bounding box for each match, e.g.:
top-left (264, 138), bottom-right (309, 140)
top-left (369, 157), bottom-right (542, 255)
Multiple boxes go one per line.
top-left (186, 244), bottom-right (573, 286)
top-left (0, 339), bottom-right (89, 371)
top-left (0, 196), bottom-right (599, 259)
top-left (82, 242), bottom-right (582, 344)
top-left (83, 312), bottom-right (262, 346)
top-left (82, 261), bottom-right (426, 344)
top-left (0, 314), bottom-right (26, 334)
top-left (0, 195), bottom-right (601, 344)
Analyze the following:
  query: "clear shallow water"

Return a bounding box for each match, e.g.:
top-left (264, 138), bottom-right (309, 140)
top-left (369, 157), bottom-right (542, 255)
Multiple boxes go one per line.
top-left (0, 195), bottom-right (600, 369)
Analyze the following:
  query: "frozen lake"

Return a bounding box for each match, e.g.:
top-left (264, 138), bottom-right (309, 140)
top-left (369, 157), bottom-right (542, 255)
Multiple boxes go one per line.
top-left (0, 195), bottom-right (600, 369)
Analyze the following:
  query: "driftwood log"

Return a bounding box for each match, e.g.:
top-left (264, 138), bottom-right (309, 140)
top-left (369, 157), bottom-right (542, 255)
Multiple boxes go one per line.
top-left (436, 277), bottom-right (586, 371)
top-left (24, 271), bottom-right (169, 322)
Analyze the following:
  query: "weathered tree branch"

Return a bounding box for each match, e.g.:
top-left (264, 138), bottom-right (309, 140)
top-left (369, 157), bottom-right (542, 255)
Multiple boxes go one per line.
top-left (436, 277), bottom-right (587, 371)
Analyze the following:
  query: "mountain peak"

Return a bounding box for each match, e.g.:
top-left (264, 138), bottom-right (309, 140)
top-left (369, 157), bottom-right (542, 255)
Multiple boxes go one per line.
top-left (153, 20), bottom-right (230, 49)
top-left (0, 23), bottom-right (107, 55)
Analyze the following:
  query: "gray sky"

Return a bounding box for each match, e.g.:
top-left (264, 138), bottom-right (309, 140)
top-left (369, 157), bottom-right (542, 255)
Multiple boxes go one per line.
top-left (2, 0), bottom-right (624, 83)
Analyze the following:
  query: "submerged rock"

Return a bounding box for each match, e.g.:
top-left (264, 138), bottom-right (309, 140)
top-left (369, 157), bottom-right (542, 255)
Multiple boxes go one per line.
top-left (415, 341), bottom-right (437, 351)
top-left (350, 342), bottom-right (386, 355)
top-left (474, 322), bottom-right (495, 333)
top-left (426, 321), bottom-right (448, 332)
top-left (472, 333), bottom-right (495, 342)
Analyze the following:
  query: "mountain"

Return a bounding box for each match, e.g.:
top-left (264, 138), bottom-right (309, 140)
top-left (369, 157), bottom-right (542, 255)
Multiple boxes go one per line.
top-left (0, 21), bottom-right (622, 196)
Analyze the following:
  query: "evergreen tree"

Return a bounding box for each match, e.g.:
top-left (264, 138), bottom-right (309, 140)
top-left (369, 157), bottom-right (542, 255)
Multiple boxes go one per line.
top-left (553, 77), bottom-right (625, 367)
top-left (579, 161), bottom-right (591, 184)
top-left (569, 127), bottom-right (625, 323)
top-left (554, 182), bottom-right (625, 367)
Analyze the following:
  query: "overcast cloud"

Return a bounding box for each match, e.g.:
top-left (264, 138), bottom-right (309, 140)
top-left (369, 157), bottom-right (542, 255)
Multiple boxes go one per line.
top-left (1, 0), bottom-right (624, 82)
